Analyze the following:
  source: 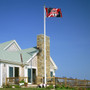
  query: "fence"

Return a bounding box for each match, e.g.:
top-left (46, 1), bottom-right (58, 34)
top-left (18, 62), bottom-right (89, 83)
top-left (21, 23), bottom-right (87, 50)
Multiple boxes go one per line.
top-left (36, 77), bottom-right (55, 85)
top-left (36, 77), bottom-right (90, 87)
top-left (6, 77), bottom-right (90, 87)
top-left (55, 77), bottom-right (90, 87)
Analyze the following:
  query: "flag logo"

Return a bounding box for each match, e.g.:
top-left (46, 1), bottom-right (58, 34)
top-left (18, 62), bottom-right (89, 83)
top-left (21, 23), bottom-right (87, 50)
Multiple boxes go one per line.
top-left (45, 8), bottom-right (62, 17)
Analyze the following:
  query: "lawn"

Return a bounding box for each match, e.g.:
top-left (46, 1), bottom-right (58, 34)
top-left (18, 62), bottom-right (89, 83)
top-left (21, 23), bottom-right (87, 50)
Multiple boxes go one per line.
top-left (0, 88), bottom-right (51, 90)
top-left (0, 88), bottom-right (90, 90)
top-left (0, 88), bottom-right (46, 90)
top-left (0, 88), bottom-right (76, 90)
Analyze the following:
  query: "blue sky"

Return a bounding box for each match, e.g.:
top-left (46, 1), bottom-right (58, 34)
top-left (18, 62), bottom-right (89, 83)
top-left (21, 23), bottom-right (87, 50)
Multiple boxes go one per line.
top-left (0, 0), bottom-right (90, 80)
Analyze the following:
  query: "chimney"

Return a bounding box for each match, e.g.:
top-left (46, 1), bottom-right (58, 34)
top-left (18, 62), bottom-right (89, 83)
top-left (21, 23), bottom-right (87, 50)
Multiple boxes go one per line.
top-left (37, 34), bottom-right (50, 77)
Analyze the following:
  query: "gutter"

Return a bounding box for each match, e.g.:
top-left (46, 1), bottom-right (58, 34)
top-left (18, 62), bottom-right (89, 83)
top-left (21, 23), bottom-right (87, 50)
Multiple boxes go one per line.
top-left (0, 50), bottom-right (39, 66)
top-left (0, 59), bottom-right (27, 66)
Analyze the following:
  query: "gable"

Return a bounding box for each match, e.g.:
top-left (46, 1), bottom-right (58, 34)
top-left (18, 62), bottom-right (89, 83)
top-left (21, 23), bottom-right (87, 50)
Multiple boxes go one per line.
top-left (27, 56), bottom-right (37, 67)
top-left (5, 42), bottom-right (19, 51)
top-left (50, 57), bottom-right (57, 70)
top-left (4, 40), bottom-right (21, 51)
top-left (0, 40), bottom-right (13, 50)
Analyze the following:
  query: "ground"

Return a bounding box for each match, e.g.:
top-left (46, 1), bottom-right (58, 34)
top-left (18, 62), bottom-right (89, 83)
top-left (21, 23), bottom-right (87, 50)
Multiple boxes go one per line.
top-left (0, 88), bottom-right (74, 90)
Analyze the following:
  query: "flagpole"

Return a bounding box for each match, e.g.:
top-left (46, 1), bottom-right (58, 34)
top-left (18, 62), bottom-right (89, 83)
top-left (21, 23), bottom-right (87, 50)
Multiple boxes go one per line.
top-left (44, 5), bottom-right (46, 85)
top-left (31, 59), bottom-right (32, 84)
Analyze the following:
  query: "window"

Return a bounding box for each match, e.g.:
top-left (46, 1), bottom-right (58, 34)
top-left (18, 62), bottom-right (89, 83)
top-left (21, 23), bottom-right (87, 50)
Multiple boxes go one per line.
top-left (9, 67), bottom-right (13, 77)
top-left (50, 71), bottom-right (53, 77)
top-left (28, 69), bottom-right (31, 83)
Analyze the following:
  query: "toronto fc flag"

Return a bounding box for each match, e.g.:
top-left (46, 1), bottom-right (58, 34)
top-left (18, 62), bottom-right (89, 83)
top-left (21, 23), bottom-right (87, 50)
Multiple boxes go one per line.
top-left (45, 8), bottom-right (62, 17)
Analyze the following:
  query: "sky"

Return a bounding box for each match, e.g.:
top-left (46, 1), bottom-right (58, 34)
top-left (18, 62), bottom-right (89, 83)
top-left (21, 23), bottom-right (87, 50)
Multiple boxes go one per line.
top-left (0, 0), bottom-right (90, 80)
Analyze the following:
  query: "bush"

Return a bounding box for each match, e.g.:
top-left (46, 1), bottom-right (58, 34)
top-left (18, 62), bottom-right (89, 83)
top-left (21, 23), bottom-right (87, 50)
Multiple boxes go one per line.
top-left (2, 84), bottom-right (6, 88)
top-left (55, 84), bottom-right (72, 89)
top-left (46, 85), bottom-right (54, 89)
top-left (56, 84), bottom-right (62, 88)
top-left (5, 84), bottom-right (12, 88)
top-left (14, 85), bottom-right (20, 88)
top-left (19, 80), bottom-right (25, 83)
top-left (24, 82), bottom-right (28, 86)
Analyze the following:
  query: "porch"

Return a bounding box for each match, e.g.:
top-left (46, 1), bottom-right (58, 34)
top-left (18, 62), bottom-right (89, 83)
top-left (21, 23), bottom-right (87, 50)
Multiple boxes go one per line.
top-left (5, 77), bottom-right (55, 85)
top-left (6, 77), bottom-right (90, 88)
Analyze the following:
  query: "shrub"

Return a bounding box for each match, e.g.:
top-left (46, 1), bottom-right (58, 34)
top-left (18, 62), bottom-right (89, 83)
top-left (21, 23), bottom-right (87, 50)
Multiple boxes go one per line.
top-left (2, 84), bottom-right (7, 88)
top-left (55, 84), bottom-right (61, 88)
top-left (19, 80), bottom-right (25, 83)
top-left (14, 85), bottom-right (20, 88)
top-left (46, 85), bottom-right (54, 89)
top-left (6, 84), bottom-right (12, 88)
top-left (24, 82), bottom-right (28, 86)
top-left (55, 84), bottom-right (71, 89)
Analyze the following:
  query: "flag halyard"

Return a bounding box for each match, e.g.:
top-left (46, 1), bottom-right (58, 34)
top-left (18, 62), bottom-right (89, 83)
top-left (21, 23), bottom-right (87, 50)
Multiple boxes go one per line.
top-left (45, 8), bottom-right (62, 17)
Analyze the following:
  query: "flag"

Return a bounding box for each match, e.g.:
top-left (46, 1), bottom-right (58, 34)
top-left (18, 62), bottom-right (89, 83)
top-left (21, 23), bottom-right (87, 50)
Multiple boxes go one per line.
top-left (45, 8), bottom-right (62, 17)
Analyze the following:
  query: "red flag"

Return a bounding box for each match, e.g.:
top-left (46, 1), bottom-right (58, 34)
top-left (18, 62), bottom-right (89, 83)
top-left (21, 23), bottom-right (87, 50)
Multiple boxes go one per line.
top-left (45, 8), bottom-right (62, 17)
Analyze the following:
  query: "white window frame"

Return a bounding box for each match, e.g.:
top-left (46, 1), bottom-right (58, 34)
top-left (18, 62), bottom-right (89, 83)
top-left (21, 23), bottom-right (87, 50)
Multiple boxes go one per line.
top-left (7, 64), bottom-right (20, 77)
top-left (26, 66), bottom-right (37, 84)
top-left (0, 63), bottom-right (2, 86)
top-left (9, 66), bottom-right (14, 77)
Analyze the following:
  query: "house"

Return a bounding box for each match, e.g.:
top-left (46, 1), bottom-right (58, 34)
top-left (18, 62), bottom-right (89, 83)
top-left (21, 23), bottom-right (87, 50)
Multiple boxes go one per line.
top-left (0, 34), bottom-right (57, 87)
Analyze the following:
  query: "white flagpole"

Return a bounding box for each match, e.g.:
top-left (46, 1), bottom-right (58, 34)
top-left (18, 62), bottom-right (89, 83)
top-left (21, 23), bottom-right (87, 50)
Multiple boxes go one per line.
top-left (44, 5), bottom-right (46, 85)
top-left (31, 59), bottom-right (32, 84)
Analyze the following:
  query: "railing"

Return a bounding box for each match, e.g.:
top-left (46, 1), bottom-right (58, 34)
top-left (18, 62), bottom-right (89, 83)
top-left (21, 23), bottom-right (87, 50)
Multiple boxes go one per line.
top-left (6, 76), bottom-right (90, 87)
top-left (36, 77), bottom-right (43, 84)
top-left (36, 77), bottom-right (90, 87)
top-left (55, 77), bottom-right (90, 87)
top-left (6, 77), bottom-right (28, 85)
top-left (47, 77), bottom-right (55, 85)
top-left (36, 77), bottom-right (55, 85)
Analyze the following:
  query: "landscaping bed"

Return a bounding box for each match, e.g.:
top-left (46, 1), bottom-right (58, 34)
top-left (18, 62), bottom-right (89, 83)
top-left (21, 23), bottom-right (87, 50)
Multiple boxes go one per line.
top-left (0, 84), bottom-right (90, 90)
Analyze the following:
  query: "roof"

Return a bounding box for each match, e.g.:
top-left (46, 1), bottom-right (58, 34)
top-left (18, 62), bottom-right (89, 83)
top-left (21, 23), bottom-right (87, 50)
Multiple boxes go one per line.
top-left (0, 40), bottom-right (39, 64)
top-left (0, 40), bottom-right (13, 50)
top-left (50, 57), bottom-right (57, 70)
top-left (0, 40), bottom-right (57, 69)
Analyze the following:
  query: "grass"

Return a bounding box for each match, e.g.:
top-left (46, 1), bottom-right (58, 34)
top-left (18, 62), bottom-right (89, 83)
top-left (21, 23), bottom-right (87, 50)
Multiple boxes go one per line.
top-left (0, 89), bottom-right (73, 90)
top-left (0, 88), bottom-right (51, 90)
top-left (0, 88), bottom-right (90, 90)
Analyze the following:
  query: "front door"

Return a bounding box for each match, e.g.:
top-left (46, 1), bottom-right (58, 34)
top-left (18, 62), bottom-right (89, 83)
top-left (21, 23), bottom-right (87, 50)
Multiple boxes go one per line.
top-left (28, 69), bottom-right (31, 83)
top-left (15, 67), bottom-right (19, 77)
top-left (33, 69), bottom-right (36, 84)
top-left (28, 68), bottom-right (36, 84)
top-left (15, 67), bottom-right (19, 84)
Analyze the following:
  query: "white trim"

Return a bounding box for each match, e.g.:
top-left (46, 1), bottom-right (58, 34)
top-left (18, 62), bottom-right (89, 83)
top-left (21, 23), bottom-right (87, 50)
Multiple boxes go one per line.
top-left (26, 52), bottom-right (38, 63)
top-left (26, 54), bottom-right (38, 84)
top-left (14, 40), bottom-right (21, 50)
top-left (3, 40), bottom-right (21, 50)
top-left (24, 66), bottom-right (37, 76)
top-left (27, 66), bottom-right (37, 69)
top-left (0, 63), bottom-right (2, 86)
top-left (27, 67), bottom-right (37, 84)
top-left (7, 64), bottom-right (20, 77)
top-left (50, 57), bottom-right (58, 70)
top-left (7, 64), bottom-right (9, 77)
top-left (50, 69), bottom-right (55, 76)
top-left (24, 66), bottom-right (27, 77)
top-left (0, 63), bottom-right (1, 86)
top-left (24, 66), bottom-right (37, 84)
top-left (8, 66), bottom-right (14, 77)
